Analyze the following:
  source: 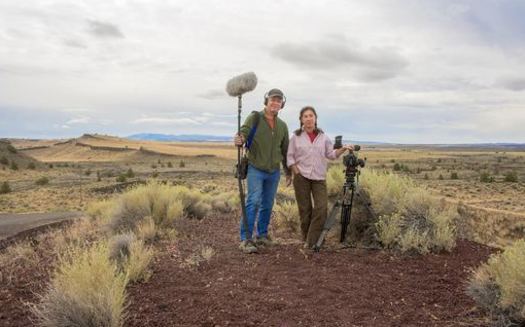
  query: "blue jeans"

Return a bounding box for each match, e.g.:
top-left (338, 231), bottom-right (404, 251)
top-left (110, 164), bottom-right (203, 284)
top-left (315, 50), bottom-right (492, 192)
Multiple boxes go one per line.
top-left (240, 164), bottom-right (281, 241)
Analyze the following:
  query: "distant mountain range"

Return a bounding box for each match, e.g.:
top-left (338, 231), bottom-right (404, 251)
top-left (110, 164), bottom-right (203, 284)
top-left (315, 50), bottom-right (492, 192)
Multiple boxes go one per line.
top-left (126, 133), bottom-right (525, 149)
top-left (127, 133), bottom-right (232, 142)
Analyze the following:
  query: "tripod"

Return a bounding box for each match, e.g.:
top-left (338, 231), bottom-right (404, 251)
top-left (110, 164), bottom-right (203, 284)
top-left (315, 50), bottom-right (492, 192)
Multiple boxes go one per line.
top-left (313, 166), bottom-right (359, 251)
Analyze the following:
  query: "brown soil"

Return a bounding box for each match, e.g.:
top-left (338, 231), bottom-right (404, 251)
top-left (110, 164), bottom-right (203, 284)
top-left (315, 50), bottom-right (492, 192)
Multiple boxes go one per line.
top-left (126, 214), bottom-right (494, 327)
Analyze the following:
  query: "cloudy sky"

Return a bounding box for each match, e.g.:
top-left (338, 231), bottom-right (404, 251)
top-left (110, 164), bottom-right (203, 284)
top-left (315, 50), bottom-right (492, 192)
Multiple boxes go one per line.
top-left (1, 0), bottom-right (525, 143)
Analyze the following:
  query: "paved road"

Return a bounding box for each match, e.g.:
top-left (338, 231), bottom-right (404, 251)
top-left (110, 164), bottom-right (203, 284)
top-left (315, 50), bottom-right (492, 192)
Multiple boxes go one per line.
top-left (0, 211), bottom-right (83, 240)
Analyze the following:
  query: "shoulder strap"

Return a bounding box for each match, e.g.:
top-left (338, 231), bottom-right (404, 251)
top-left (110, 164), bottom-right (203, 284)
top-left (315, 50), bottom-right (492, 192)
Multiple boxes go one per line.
top-left (245, 111), bottom-right (260, 150)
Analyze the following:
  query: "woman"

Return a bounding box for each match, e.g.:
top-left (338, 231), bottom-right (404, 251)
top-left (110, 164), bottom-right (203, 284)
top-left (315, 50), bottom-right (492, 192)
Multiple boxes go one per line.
top-left (287, 106), bottom-right (352, 249)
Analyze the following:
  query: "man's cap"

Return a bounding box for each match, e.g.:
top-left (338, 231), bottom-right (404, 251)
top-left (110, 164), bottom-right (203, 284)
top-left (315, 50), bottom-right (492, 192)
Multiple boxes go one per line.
top-left (267, 88), bottom-right (284, 98)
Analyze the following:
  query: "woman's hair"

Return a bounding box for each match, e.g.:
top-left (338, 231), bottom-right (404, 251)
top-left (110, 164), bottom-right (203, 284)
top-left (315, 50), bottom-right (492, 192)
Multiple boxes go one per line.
top-left (294, 106), bottom-right (323, 136)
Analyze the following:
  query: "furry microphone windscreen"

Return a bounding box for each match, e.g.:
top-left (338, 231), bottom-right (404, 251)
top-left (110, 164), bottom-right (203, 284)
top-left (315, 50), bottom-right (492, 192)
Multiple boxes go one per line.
top-left (225, 72), bottom-right (258, 97)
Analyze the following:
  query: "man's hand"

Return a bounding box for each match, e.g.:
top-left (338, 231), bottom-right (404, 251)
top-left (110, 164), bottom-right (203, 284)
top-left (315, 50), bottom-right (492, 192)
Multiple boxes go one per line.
top-left (234, 133), bottom-right (244, 147)
top-left (286, 174), bottom-right (292, 186)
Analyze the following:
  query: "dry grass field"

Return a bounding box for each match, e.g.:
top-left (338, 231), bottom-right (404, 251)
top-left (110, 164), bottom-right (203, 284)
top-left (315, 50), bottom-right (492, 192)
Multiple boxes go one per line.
top-left (1, 134), bottom-right (524, 247)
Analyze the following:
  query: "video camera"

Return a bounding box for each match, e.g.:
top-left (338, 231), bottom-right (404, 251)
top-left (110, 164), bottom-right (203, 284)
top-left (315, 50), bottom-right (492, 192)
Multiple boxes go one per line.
top-left (333, 136), bottom-right (365, 178)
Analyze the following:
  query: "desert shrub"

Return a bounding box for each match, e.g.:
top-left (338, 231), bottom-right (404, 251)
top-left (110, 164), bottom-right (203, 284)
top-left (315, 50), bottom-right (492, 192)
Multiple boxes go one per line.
top-left (480, 172), bottom-right (495, 183)
top-left (393, 163), bottom-right (401, 171)
top-left (360, 170), bottom-right (457, 254)
top-left (84, 169), bottom-right (91, 176)
top-left (0, 181), bottom-right (11, 194)
top-left (10, 161), bottom-right (18, 170)
top-left (151, 164), bottom-right (157, 169)
top-left (179, 160), bottom-right (185, 168)
top-left (27, 162), bottom-right (36, 170)
top-left (504, 171), bottom-right (518, 183)
top-left (438, 174), bottom-right (444, 180)
top-left (36, 176), bottom-right (50, 185)
top-left (110, 182), bottom-right (206, 232)
top-left (450, 172), bottom-right (459, 180)
top-left (326, 164), bottom-right (345, 197)
top-left (31, 242), bottom-right (127, 327)
top-left (0, 156), bottom-right (8, 165)
top-left (273, 200), bottom-right (300, 234)
top-left (467, 239), bottom-right (525, 325)
top-left (116, 174), bottom-right (127, 183)
top-left (125, 168), bottom-right (134, 178)
top-left (167, 161), bottom-right (173, 168)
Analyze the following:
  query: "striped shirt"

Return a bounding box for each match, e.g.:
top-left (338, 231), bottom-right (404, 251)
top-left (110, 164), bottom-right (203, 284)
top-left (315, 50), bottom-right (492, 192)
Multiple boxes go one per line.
top-left (287, 130), bottom-right (338, 180)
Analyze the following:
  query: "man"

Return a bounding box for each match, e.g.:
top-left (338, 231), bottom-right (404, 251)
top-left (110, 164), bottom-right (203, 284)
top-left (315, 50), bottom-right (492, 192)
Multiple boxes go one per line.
top-left (234, 88), bottom-right (292, 254)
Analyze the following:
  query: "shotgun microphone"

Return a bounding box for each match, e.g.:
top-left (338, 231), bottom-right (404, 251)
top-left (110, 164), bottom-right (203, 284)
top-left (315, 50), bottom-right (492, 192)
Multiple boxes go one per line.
top-left (226, 72), bottom-right (258, 97)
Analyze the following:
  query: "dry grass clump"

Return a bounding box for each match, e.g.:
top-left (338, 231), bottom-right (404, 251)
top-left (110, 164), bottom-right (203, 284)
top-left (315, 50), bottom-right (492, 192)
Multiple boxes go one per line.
top-left (326, 164), bottom-right (345, 197)
top-left (357, 169), bottom-right (457, 254)
top-left (467, 239), bottom-right (525, 326)
top-left (31, 242), bottom-right (127, 327)
top-left (108, 233), bottom-right (154, 283)
top-left (135, 216), bottom-right (158, 243)
top-left (0, 241), bottom-right (38, 284)
top-left (273, 200), bottom-right (300, 234)
top-left (110, 182), bottom-right (217, 232)
top-left (210, 191), bottom-right (239, 213)
top-left (86, 199), bottom-right (117, 223)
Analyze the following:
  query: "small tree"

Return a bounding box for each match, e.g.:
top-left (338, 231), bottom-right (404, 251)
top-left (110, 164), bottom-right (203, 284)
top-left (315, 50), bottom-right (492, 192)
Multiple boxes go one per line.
top-left (179, 160), bottom-right (185, 168)
top-left (10, 161), bottom-right (18, 171)
top-left (126, 168), bottom-right (135, 178)
top-left (116, 174), bottom-right (127, 183)
top-left (97, 171), bottom-right (101, 182)
top-left (0, 181), bottom-right (11, 194)
top-left (167, 161), bottom-right (173, 168)
top-left (450, 172), bottom-right (459, 180)
top-left (438, 174), bottom-right (444, 180)
top-left (27, 162), bottom-right (36, 170)
top-left (424, 173), bottom-right (429, 180)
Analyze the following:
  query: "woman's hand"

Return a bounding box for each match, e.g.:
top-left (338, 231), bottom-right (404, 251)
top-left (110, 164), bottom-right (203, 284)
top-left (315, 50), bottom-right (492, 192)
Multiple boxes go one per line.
top-left (291, 164), bottom-right (300, 176)
top-left (335, 144), bottom-right (355, 157)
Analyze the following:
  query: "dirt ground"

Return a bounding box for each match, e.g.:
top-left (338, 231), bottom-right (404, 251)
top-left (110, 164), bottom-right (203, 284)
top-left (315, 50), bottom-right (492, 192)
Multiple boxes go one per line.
top-left (125, 213), bottom-right (494, 327)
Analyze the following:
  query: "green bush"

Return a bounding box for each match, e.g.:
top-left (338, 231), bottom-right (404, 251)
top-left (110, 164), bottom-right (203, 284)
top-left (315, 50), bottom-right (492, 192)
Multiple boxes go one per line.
top-left (10, 161), bottom-right (18, 171)
top-left (504, 171), bottom-right (518, 183)
top-left (450, 172), bottom-right (459, 180)
top-left (0, 181), bottom-right (11, 194)
top-left (393, 163), bottom-right (401, 171)
top-left (116, 174), bottom-right (127, 183)
top-left (36, 176), bottom-right (50, 186)
top-left (125, 168), bottom-right (134, 178)
top-left (360, 169), bottom-right (457, 254)
top-left (467, 239), bottom-right (525, 325)
top-left (1, 156), bottom-right (9, 165)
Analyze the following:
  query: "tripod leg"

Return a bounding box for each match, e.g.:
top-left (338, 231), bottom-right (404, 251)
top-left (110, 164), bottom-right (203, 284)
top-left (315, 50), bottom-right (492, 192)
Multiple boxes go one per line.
top-left (314, 201), bottom-right (340, 252)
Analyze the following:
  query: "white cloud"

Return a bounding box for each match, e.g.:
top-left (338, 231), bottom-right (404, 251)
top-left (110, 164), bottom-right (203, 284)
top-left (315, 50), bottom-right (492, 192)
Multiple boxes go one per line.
top-left (1, 0), bottom-right (525, 142)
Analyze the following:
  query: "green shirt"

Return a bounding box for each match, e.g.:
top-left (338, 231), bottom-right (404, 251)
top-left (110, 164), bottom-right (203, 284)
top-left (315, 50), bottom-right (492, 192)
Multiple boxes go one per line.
top-left (240, 110), bottom-right (290, 175)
